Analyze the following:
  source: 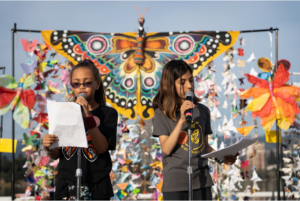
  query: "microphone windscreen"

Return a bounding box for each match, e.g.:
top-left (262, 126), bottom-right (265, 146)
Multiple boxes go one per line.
top-left (78, 93), bottom-right (87, 100)
top-left (185, 91), bottom-right (194, 99)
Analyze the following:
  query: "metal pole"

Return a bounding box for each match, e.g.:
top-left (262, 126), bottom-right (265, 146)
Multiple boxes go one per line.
top-left (11, 23), bottom-right (16, 201)
top-left (281, 144), bottom-right (285, 200)
top-left (76, 148), bottom-right (82, 200)
top-left (274, 29), bottom-right (281, 200)
top-left (10, 27), bottom-right (278, 34)
top-left (0, 67), bottom-right (5, 194)
top-left (187, 123), bottom-right (193, 200)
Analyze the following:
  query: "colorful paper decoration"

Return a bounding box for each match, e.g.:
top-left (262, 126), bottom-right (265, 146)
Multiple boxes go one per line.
top-left (0, 73), bottom-right (36, 128)
top-left (237, 126), bottom-right (255, 137)
top-left (0, 138), bottom-right (17, 153)
top-left (240, 60), bottom-right (300, 131)
top-left (257, 57), bottom-right (273, 72)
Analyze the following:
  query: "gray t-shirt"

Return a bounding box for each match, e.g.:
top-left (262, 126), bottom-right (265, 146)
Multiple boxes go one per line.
top-left (153, 103), bottom-right (214, 192)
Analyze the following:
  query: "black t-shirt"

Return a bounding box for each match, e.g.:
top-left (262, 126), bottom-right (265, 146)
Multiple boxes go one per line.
top-left (152, 103), bottom-right (214, 192)
top-left (56, 105), bottom-right (117, 190)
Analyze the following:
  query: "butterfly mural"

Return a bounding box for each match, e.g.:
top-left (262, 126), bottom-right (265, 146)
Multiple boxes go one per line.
top-left (0, 73), bottom-right (36, 128)
top-left (41, 7), bottom-right (239, 120)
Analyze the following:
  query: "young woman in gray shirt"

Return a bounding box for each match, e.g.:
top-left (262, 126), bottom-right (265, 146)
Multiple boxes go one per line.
top-left (152, 60), bottom-right (239, 200)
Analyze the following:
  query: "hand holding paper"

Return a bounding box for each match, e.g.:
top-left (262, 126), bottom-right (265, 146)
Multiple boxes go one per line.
top-left (47, 100), bottom-right (88, 149)
top-left (202, 138), bottom-right (258, 160)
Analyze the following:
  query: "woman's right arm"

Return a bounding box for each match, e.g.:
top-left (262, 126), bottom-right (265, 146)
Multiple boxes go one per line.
top-left (159, 119), bottom-right (184, 155)
top-left (159, 100), bottom-right (194, 155)
top-left (42, 134), bottom-right (60, 160)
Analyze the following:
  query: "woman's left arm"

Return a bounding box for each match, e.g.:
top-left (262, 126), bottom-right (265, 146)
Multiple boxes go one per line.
top-left (204, 135), bottom-right (215, 154)
top-left (76, 97), bottom-right (118, 154)
top-left (89, 127), bottom-right (110, 154)
top-left (90, 109), bottom-right (118, 154)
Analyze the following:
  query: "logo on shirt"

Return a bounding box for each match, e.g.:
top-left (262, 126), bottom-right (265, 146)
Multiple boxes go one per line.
top-left (62, 131), bottom-right (99, 162)
top-left (177, 131), bottom-right (188, 145)
top-left (177, 121), bottom-right (204, 154)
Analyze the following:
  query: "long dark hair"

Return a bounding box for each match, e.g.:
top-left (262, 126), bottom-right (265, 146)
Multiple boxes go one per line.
top-left (69, 59), bottom-right (106, 106)
top-left (153, 60), bottom-right (200, 121)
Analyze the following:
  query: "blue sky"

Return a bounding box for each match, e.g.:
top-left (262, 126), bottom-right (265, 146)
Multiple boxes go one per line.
top-left (0, 1), bottom-right (300, 141)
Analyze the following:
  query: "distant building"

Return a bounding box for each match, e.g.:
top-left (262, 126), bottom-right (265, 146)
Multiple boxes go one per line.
top-left (246, 142), bottom-right (266, 170)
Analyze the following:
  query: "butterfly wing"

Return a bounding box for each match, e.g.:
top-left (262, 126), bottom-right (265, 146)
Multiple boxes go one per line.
top-left (42, 30), bottom-right (140, 119)
top-left (21, 63), bottom-right (32, 75)
top-left (134, 31), bottom-right (239, 118)
top-left (82, 132), bottom-right (98, 162)
top-left (20, 89), bottom-right (36, 110)
top-left (145, 31), bottom-right (240, 76)
top-left (0, 74), bottom-right (18, 89)
top-left (136, 31), bottom-right (239, 119)
top-left (0, 87), bottom-right (16, 109)
top-left (20, 39), bottom-right (38, 52)
top-left (0, 75), bottom-right (17, 114)
top-left (62, 146), bottom-right (78, 160)
top-left (23, 73), bottom-right (36, 89)
top-left (13, 101), bottom-right (30, 129)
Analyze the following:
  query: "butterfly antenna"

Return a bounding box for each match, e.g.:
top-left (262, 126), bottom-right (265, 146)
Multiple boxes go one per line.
top-left (142, 7), bottom-right (150, 17)
top-left (134, 6), bottom-right (142, 18)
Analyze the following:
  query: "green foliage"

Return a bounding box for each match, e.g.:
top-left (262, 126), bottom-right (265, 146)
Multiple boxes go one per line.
top-left (1, 153), bottom-right (26, 183)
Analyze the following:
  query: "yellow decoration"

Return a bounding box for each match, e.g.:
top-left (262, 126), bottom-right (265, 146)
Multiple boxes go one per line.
top-left (124, 159), bottom-right (132, 165)
top-left (150, 161), bottom-right (163, 169)
top-left (156, 181), bottom-right (163, 193)
top-left (237, 126), bottom-right (256, 137)
top-left (0, 138), bottom-right (17, 153)
top-left (245, 93), bottom-right (270, 112)
top-left (121, 190), bottom-right (127, 197)
top-left (266, 130), bottom-right (282, 143)
top-left (21, 145), bottom-right (36, 152)
top-left (119, 166), bottom-right (128, 173)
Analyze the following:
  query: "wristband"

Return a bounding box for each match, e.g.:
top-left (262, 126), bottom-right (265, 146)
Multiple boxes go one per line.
top-left (84, 114), bottom-right (97, 129)
top-left (215, 157), bottom-right (222, 164)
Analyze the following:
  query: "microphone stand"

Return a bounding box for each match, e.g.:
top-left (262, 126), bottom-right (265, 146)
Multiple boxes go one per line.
top-left (76, 93), bottom-right (87, 200)
top-left (187, 122), bottom-right (193, 200)
top-left (76, 148), bottom-right (82, 200)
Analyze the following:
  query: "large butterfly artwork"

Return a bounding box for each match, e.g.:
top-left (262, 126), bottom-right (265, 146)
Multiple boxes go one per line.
top-left (41, 7), bottom-right (239, 120)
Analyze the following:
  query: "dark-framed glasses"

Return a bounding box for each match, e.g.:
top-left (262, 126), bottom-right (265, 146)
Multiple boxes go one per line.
top-left (70, 80), bottom-right (98, 88)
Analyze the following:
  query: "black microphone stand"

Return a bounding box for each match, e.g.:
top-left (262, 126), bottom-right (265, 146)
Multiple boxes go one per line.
top-left (76, 93), bottom-right (86, 200)
top-left (76, 148), bottom-right (82, 200)
top-left (187, 121), bottom-right (193, 200)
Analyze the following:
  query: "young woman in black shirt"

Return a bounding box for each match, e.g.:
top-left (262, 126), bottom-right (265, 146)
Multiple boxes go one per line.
top-left (43, 59), bottom-right (117, 200)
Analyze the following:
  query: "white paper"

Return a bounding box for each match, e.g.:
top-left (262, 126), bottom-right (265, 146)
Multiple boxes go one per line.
top-left (47, 100), bottom-right (88, 149)
top-left (201, 137), bottom-right (258, 160)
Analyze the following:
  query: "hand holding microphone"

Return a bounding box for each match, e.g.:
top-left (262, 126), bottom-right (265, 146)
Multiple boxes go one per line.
top-left (179, 91), bottom-right (195, 123)
top-left (76, 93), bottom-right (90, 118)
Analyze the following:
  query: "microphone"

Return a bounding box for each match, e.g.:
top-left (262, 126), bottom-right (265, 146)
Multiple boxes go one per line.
top-left (77, 93), bottom-right (87, 118)
top-left (185, 91), bottom-right (194, 123)
top-left (77, 93), bottom-right (87, 100)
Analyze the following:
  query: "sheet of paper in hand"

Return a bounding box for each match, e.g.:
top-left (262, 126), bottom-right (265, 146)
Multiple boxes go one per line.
top-left (201, 138), bottom-right (258, 160)
top-left (47, 100), bottom-right (88, 149)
